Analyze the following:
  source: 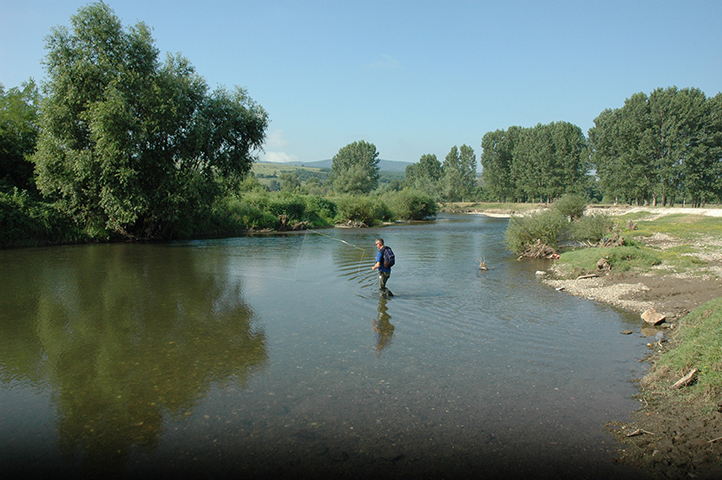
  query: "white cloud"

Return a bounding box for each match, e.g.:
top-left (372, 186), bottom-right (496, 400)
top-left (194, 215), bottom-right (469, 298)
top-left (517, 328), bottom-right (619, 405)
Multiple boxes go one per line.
top-left (264, 129), bottom-right (289, 149)
top-left (259, 129), bottom-right (298, 163)
top-left (260, 151), bottom-right (298, 164)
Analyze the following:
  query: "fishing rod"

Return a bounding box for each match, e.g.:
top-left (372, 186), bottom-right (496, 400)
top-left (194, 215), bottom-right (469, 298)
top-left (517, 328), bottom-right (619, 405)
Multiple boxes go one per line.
top-left (305, 229), bottom-right (366, 251)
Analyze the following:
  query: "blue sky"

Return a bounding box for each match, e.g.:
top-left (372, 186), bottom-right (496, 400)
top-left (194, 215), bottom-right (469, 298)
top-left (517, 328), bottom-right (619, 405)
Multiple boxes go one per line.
top-left (2, 1), bottom-right (721, 166)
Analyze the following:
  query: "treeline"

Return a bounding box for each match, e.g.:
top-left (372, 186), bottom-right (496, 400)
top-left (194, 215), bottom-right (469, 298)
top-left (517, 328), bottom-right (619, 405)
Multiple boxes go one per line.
top-left (589, 87), bottom-right (722, 207)
top-left (480, 122), bottom-right (588, 203)
top-left (4, 3), bottom-right (722, 248)
top-left (0, 4), bottom-right (440, 247)
top-left (480, 87), bottom-right (722, 206)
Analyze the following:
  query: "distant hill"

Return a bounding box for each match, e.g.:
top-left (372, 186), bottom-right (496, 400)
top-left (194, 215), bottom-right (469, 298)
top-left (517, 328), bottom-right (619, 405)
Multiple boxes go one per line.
top-left (280, 159), bottom-right (412, 172)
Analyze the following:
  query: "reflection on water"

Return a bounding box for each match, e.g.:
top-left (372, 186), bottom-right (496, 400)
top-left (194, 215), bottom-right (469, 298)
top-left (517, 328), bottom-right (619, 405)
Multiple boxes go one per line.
top-left (372, 297), bottom-right (395, 353)
top-left (0, 244), bottom-right (266, 475)
top-left (0, 216), bottom-right (650, 479)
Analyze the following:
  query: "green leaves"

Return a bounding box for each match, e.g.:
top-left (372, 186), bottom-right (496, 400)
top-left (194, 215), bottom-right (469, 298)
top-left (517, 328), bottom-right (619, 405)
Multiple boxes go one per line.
top-left (589, 87), bottom-right (720, 207)
top-left (481, 122), bottom-right (587, 203)
top-left (331, 140), bottom-right (380, 194)
top-left (32, 2), bottom-right (268, 239)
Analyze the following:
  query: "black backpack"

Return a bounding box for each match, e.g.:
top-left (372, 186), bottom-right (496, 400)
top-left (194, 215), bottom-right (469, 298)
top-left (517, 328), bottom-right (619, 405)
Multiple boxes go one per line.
top-left (382, 246), bottom-right (395, 268)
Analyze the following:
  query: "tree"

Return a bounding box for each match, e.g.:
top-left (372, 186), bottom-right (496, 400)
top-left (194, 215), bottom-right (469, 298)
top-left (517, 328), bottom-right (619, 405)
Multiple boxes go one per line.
top-left (481, 128), bottom-right (518, 202)
top-left (32, 3), bottom-right (268, 239)
top-left (405, 153), bottom-right (442, 198)
top-left (589, 87), bottom-right (720, 206)
top-left (0, 80), bottom-right (41, 192)
top-left (331, 140), bottom-right (379, 194)
top-left (441, 145), bottom-right (476, 202)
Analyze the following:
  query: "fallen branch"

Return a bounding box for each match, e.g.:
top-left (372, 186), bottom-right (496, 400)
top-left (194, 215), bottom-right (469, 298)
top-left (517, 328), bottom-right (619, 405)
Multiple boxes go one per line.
top-left (576, 274), bottom-right (599, 281)
top-left (626, 428), bottom-right (656, 437)
top-left (672, 368), bottom-right (698, 389)
top-left (707, 436), bottom-right (722, 444)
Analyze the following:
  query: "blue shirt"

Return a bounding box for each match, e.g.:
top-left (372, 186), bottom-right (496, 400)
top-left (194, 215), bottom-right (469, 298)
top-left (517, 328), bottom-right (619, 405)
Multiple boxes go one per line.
top-left (376, 249), bottom-right (391, 273)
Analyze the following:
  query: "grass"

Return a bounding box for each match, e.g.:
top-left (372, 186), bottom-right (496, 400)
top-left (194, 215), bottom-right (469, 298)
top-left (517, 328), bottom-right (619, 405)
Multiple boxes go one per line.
top-left (555, 246), bottom-right (662, 277)
top-left (458, 201), bottom-right (543, 213)
top-left (617, 213), bottom-right (722, 240)
top-left (559, 211), bottom-right (722, 277)
top-left (643, 297), bottom-right (722, 411)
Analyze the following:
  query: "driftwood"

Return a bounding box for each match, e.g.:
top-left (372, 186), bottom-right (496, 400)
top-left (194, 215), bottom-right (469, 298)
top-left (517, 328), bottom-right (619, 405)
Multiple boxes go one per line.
top-left (519, 240), bottom-right (558, 259)
top-left (599, 232), bottom-right (625, 247)
top-left (576, 273), bottom-right (599, 281)
top-left (672, 368), bottom-right (698, 389)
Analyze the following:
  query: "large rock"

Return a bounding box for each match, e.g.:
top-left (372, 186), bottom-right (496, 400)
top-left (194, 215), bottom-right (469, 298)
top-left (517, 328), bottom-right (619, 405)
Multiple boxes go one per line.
top-left (641, 308), bottom-right (666, 325)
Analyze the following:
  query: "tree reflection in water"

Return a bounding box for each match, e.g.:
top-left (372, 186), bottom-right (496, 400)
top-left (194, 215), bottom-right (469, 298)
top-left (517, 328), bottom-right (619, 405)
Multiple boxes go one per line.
top-left (0, 244), bottom-right (267, 474)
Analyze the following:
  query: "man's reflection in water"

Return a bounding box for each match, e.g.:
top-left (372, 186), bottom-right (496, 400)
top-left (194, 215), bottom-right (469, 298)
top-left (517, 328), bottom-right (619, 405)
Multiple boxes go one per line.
top-left (373, 296), bottom-right (395, 352)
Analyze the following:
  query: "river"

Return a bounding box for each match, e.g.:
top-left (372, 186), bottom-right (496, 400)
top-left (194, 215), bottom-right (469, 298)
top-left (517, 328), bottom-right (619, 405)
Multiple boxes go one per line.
top-left (0, 214), bottom-right (651, 479)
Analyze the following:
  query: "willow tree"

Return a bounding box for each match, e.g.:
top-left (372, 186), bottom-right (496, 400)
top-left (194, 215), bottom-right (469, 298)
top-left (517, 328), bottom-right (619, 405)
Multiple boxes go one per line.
top-left (33, 3), bottom-right (268, 239)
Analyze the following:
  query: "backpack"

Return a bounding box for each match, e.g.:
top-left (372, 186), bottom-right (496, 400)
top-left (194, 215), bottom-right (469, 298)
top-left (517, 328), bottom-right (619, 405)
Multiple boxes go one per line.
top-left (382, 246), bottom-right (395, 268)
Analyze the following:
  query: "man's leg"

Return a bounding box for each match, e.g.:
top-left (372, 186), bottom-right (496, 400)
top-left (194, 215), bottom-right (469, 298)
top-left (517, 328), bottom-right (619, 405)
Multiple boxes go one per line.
top-left (378, 272), bottom-right (392, 297)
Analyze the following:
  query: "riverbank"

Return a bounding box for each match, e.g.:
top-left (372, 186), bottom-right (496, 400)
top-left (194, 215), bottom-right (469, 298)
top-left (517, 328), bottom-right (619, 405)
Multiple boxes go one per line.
top-left (496, 205), bottom-right (722, 479)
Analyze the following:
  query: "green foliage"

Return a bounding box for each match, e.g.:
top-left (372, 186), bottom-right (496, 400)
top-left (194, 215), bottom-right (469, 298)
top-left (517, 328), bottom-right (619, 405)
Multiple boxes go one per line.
top-left (589, 87), bottom-right (722, 207)
top-left (303, 195), bottom-right (336, 224)
top-left (441, 145), bottom-right (477, 202)
top-left (331, 140), bottom-right (380, 194)
top-left (553, 193), bottom-right (587, 220)
top-left (570, 213), bottom-right (613, 243)
top-left (32, 2), bottom-right (268, 240)
top-left (335, 195), bottom-right (386, 225)
top-left (0, 80), bottom-right (40, 192)
top-left (385, 189), bottom-right (438, 220)
top-left (505, 209), bottom-right (568, 253)
top-left (482, 122), bottom-right (588, 203)
top-left (0, 188), bottom-right (81, 247)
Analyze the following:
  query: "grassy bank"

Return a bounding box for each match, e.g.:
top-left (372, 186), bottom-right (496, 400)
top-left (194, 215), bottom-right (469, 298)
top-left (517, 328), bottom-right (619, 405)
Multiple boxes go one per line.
top-left (537, 207), bottom-right (722, 475)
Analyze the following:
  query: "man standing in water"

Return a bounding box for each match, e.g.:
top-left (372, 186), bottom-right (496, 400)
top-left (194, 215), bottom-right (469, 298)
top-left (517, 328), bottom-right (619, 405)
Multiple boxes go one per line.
top-left (372, 238), bottom-right (394, 298)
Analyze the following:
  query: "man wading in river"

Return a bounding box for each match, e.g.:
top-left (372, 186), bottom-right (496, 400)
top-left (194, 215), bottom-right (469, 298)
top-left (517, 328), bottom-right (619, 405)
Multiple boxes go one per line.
top-left (372, 238), bottom-right (394, 298)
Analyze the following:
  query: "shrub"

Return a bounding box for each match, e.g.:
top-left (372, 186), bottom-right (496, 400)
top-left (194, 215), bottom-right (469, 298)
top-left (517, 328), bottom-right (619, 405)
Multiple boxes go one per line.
top-left (552, 193), bottom-right (587, 220)
top-left (505, 209), bottom-right (568, 254)
top-left (0, 189), bottom-right (80, 247)
top-left (304, 195), bottom-right (336, 226)
top-left (335, 195), bottom-right (385, 225)
top-left (571, 213), bottom-right (613, 243)
top-left (387, 189), bottom-right (438, 220)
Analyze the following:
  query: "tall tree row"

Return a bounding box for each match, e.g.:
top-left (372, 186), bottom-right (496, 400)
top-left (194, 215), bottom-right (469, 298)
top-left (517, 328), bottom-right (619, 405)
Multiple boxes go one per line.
top-left (404, 145), bottom-right (476, 202)
top-left (481, 121), bottom-right (587, 203)
top-left (588, 87), bottom-right (722, 207)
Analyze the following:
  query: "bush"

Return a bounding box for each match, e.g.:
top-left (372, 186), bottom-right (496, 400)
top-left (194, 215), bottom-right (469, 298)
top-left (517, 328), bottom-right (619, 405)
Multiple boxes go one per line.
top-left (335, 195), bottom-right (386, 225)
top-left (571, 213), bottom-right (613, 243)
top-left (505, 209), bottom-right (568, 254)
top-left (304, 195), bottom-right (336, 226)
top-left (387, 189), bottom-right (438, 220)
top-left (0, 189), bottom-right (81, 247)
top-left (552, 193), bottom-right (587, 220)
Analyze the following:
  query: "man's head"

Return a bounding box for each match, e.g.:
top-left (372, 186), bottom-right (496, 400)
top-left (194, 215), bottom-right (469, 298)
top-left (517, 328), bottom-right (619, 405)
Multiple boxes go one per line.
top-left (375, 238), bottom-right (384, 249)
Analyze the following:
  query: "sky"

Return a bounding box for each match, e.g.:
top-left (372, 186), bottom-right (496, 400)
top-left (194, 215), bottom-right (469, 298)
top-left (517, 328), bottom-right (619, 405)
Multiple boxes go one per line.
top-left (2, 1), bottom-right (721, 166)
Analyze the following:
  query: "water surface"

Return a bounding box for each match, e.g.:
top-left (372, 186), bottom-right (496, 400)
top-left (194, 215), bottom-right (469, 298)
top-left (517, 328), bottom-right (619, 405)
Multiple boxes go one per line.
top-left (0, 215), bottom-right (650, 479)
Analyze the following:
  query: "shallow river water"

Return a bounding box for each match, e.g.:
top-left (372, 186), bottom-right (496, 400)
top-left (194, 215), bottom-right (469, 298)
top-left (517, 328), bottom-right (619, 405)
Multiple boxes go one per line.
top-left (0, 214), bottom-right (653, 479)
